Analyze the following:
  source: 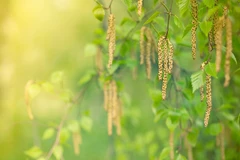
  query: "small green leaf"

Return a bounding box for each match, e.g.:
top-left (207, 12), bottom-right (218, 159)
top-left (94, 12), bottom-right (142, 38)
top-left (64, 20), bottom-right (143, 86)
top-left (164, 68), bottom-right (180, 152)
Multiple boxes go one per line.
top-left (25, 146), bottom-right (43, 159)
top-left (42, 128), bottom-right (55, 140)
top-left (159, 147), bottom-right (170, 160)
top-left (92, 6), bottom-right (105, 21)
top-left (60, 89), bottom-right (73, 103)
top-left (191, 70), bottom-right (204, 93)
top-left (187, 128), bottom-right (199, 146)
top-left (231, 53), bottom-right (238, 64)
top-left (176, 154), bottom-right (187, 160)
top-left (51, 71), bottom-right (64, 84)
top-left (67, 120), bottom-right (80, 132)
top-left (59, 128), bottom-right (70, 144)
top-left (203, 0), bottom-right (214, 8)
top-left (182, 24), bottom-right (192, 38)
top-left (204, 6), bottom-right (219, 20)
top-left (205, 63), bottom-right (217, 78)
top-left (149, 88), bottom-right (162, 107)
top-left (166, 117), bottom-right (178, 131)
top-left (144, 11), bottom-right (160, 25)
top-left (177, 0), bottom-right (190, 16)
top-left (28, 83), bottom-right (41, 99)
top-left (207, 123), bottom-right (222, 136)
top-left (53, 145), bottom-right (63, 160)
top-left (122, 0), bottom-right (132, 8)
top-left (174, 16), bottom-right (184, 29)
top-left (200, 21), bottom-right (213, 37)
top-left (84, 44), bottom-right (97, 57)
top-left (80, 116), bottom-right (93, 132)
top-left (78, 70), bottom-right (95, 87)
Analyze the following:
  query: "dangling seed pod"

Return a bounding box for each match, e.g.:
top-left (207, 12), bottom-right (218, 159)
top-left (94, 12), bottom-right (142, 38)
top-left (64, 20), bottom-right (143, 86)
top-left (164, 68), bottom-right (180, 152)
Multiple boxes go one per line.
top-left (72, 131), bottom-right (81, 155)
top-left (204, 74), bottom-right (212, 127)
top-left (157, 36), bottom-right (174, 100)
top-left (215, 17), bottom-right (224, 72)
top-left (224, 17), bottom-right (232, 87)
top-left (146, 29), bottom-right (152, 79)
top-left (190, 0), bottom-right (198, 59)
top-left (137, 0), bottom-right (143, 16)
top-left (106, 14), bottom-right (116, 69)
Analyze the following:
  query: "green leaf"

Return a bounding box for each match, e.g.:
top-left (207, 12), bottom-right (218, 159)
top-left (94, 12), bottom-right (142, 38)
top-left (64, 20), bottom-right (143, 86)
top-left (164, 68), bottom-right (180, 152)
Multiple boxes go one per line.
top-left (84, 43), bottom-right (97, 57)
top-left (159, 147), bottom-right (170, 160)
top-left (207, 123), bottom-right (222, 136)
top-left (59, 128), bottom-right (70, 144)
top-left (148, 143), bottom-right (158, 157)
top-left (203, 0), bottom-right (215, 8)
top-left (204, 6), bottom-right (220, 20)
top-left (182, 24), bottom-right (192, 38)
top-left (205, 63), bottom-right (217, 78)
top-left (144, 11), bottom-right (160, 25)
top-left (78, 70), bottom-right (95, 87)
top-left (187, 128), bottom-right (199, 146)
top-left (176, 154), bottom-right (187, 160)
top-left (231, 53), bottom-right (238, 64)
top-left (60, 89), bottom-right (73, 103)
top-left (177, 0), bottom-right (190, 16)
top-left (149, 88), bottom-right (162, 107)
top-left (80, 116), bottom-right (93, 132)
top-left (42, 128), bottom-right (55, 140)
top-left (108, 63), bottom-right (119, 74)
top-left (122, 0), bottom-right (132, 8)
top-left (200, 21), bottom-right (213, 37)
top-left (166, 117), bottom-right (178, 131)
top-left (174, 16), bottom-right (184, 29)
top-left (41, 82), bottom-right (54, 93)
top-left (92, 5), bottom-right (105, 21)
top-left (25, 146), bottom-right (43, 159)
top-left (53, 145), bottom-right (63, 160)
top-left (28, 83), bottom-right (41, 99)
top-left (67, 120), bottom-right (80, 132)
top-left (51, 71), bottom-right (64, 84)
top-left (191, 70), bottom-right (204, 93)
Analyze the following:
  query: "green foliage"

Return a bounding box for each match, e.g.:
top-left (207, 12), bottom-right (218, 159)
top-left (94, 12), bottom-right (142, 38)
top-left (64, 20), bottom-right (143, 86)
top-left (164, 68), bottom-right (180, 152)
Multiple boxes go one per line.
top-left (177, 0), bottom-right (190, 16)
top-left (191, 70), bottom-right (204, 93)
top-left (92, 6), bottom-right (105, 21)
top-left (25, 146), bottom-right (43, 159)
top-left (200, 21), bottom-right (213, 37)
top-left (42, 128), bottom-right (55, 140)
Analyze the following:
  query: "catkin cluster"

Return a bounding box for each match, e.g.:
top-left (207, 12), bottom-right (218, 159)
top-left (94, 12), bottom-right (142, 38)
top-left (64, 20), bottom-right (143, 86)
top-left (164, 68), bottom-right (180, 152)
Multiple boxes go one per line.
top-left (72, 131), bottom-right (82, 155)
top-left (103, 80), bottom-right (121, 135)
top-left (139, 27), bottom-right (157, 79)
top-left (106, 14), bottom-right (116, 69)
top-left (137, 0), bottom-right (143, 16)
top-left (190, 0), bottom-right (198, 59)
top-left (204, 74), bottom-right (212, 127)
top-left (158, 37), bottom-right (174, 100)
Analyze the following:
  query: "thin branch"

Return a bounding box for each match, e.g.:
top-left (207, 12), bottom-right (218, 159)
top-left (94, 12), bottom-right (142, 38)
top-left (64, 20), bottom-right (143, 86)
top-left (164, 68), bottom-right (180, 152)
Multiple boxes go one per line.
top-left (165, 0), bottom-right (174, 38)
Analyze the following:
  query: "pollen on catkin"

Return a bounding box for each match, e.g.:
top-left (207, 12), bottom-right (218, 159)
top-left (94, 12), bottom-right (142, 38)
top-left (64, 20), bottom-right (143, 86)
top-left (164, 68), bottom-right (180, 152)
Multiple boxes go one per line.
top-left (224, 17), bottom-right (232, 87)
top-left (190, 0), bottom-right (198, 60)
top-left (167, 39), bottom-right (173, 74)
top-left (157, 37), bottom-right (164, 80)
top-left (107, 81), bottom-right (113, 135)
top-left (169, 131), bottom-right (174, 160)
top-left (204, 74), bottom-right (212, 127)
top-left (107, 14), bottom-right (116, 69)
top-left (146, 29), bottom-right (152, 79)
top-left (72, 131), bottom-right (81, 155)
top-left (215, 17), bottom-right (224, 72)
top-left (137, 0), bottom-right (143, 16)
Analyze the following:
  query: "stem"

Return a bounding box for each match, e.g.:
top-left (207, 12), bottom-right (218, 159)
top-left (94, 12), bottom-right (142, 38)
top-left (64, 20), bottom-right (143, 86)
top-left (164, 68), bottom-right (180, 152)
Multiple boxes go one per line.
top-left (165, 0), bottom-right (174, 38)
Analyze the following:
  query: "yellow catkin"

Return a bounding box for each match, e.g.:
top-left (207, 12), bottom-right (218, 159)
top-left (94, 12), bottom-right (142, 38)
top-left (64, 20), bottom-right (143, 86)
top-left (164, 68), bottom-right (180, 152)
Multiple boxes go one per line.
top-left (204, 74), bottom-right (212, 127)
top-left (167, 39), bottom-right (173, 74)
top-left (72, 131), bottom-right (81, 155)
top-left (190, 0), bottom-right (198, 59)
top-left (96, 47), bottom-right (103, 76)
top-left (137, 0), bottom-right (143, 16)
top-left (200, 63), bottom-right (205, 101)
top-left (25, 80), bottom-right (34, 120)
top-left (107, 14), bottom-right (116, 69)
top-left (215, 17), bottom-right (223, 72)
top-left (140, 27), bottom-right (146, 65)
top-left (224, 17), bottom-right (232, 87)
top-left (169, 131), bottom-right (174, 160)
top-left (208, 29), bottom-right (214, 52)
top-left (108, 81), bottom-right (113, 135)
top-left (162, 39), bottom-right (168, 100)
top-left (151, 37), bottom-right (157, 64)
top-left (220, 124), bottom-right (225, 160)
top-left (157, 37), bottom-right (164, 80)
top-left (146, 29), bottom-right (152, 79)
top-left (222, 6), bottom-right (228, 27)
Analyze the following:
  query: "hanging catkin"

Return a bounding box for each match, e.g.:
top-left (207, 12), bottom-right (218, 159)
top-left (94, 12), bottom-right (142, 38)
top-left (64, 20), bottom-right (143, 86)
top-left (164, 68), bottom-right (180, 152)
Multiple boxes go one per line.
top-left (215, 17), bottom-right (223, 72)
top-left (72, 131), bottom-right (81, 155)
top-left (169, 131), bottom-right (174, 160)
top-left (204, 74), bottom-right (212, 127)
top-left (140, 27), bottom-right (146, 65)
top-left (167, 39), bottom-right (173, 74)
top-left (146, 29), bottom-right (152, 79)
top-left (157, 37), bottom-right (164, 80)
top-left (107, 81), bottom-right (113, 135)
top-left (224, 17), bottom-right (232, 87)
top-left (200, 63), bottom-right (205, 101)
top-left (25, 80), bottom-right (34, 120)
top-left (107, 14), bottom-right (116, 69)
top-left (190, 0), bottom-right (198, 59)
top-left (162, 40), bottom-right (168, 100)
top-left (137, 0), bottom-right (143, 16)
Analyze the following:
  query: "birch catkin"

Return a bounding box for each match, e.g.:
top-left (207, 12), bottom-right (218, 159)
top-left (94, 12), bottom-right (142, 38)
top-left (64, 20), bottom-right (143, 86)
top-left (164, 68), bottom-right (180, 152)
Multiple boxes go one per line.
top-left (224, 17), bottom-right (232, 87)
top-left (215, 17), bottom-right (223, 72)
top-left (190, 0), bottom-right (198, 59)
top-left (146, 29), bottom-right (152, 79)
top-left (137, 0), bottom-right (143, 16)
top-left (204, 74), bottom-right (212, 127)
top-left (107, 14), bottom-right (116, 69)
top-left (157, 37), bottom-right (164, 80)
